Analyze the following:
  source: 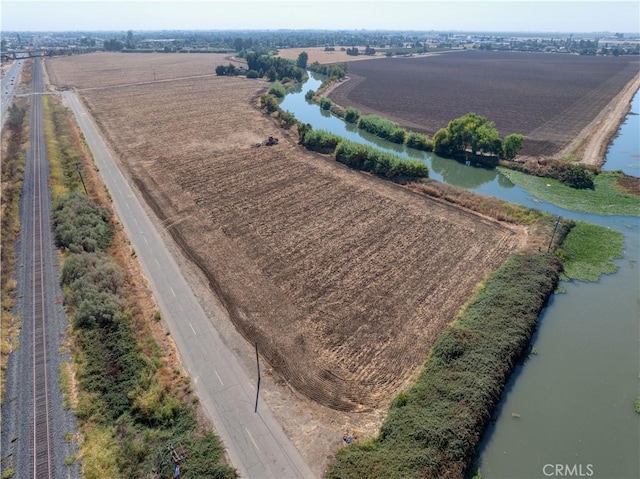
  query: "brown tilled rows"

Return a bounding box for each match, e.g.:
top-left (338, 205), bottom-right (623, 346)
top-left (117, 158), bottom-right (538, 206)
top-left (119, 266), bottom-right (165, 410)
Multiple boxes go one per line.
top-left (329, 51), bottom-right (639, 157)
top-left (47, 56), bottom-right (524, 410)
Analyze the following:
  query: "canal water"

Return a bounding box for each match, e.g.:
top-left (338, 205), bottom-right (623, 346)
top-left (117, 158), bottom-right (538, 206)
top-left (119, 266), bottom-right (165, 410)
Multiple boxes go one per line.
top-left (280, 73), bottom-right (640, 478)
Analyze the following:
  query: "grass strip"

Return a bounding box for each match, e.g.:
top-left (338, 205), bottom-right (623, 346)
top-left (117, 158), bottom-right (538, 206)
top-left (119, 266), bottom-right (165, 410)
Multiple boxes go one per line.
top-left (498, 168), bottom-right (640, 216)
top-left (556, 221), bottom-right (624, 281)
top-left (327, 253), bottom-right (561, 479)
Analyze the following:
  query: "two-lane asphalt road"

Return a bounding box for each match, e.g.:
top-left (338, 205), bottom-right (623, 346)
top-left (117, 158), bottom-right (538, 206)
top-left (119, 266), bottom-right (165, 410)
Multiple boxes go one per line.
top-left (62, 91), bottom-right (315, 479)
top-left (1, 59), bottom-right (24, 127)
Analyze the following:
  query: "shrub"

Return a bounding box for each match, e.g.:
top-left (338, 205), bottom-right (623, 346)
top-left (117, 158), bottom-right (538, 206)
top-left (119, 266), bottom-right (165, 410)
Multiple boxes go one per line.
top-left (304, 89), bottom-right (315, 101)
top-left (357, 114), bottom-right (407, 143)
top-left (388, 127), bottom-right (406, 144)
top-left (259, 93), bottom-right (279, 113)
top-left (319, 97), bottom-right (333, 110)
top-left (297, 122), bottom-right (313, 143)
top-left (344, 107), bottom-right (360, 124)
top-left (268, 82), bottom-right (286, 98)
top-left (300, 129), bottom-right (341, 153)
top-left (246, 69), bottom-right (259, 79)
top-left (278, 110), bottom-right (297, 129)
top-left (54, 193), bottom-right (113, 253)
top-left (502, 133), bottom-right (524, 160)
top-left (334, 139), bottom-right (428, 179)
top-left (405, 131), bottom-right (433, 151)
top-left (562, 164), bottom-right (594, 190)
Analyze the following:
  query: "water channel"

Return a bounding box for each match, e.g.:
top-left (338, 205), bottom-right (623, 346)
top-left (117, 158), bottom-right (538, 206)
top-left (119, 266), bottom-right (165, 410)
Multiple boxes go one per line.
top-left (280, 74), bottom-right (640, 478)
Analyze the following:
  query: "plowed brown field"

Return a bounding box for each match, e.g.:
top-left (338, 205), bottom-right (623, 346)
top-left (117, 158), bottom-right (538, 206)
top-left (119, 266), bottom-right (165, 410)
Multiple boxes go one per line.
top-left (47, 54), bottom-right (525, 412)
top-left (329, 51), bottom-right (640, 157)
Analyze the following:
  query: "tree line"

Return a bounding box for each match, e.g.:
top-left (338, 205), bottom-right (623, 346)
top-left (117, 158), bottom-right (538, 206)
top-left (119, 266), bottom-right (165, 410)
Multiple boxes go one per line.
top-left (215, 49), bottom-right (308, 83)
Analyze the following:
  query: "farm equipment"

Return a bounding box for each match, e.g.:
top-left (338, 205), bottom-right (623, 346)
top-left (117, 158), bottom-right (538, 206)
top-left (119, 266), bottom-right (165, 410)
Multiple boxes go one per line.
top-left (253, 136), bottom-right (279, 147)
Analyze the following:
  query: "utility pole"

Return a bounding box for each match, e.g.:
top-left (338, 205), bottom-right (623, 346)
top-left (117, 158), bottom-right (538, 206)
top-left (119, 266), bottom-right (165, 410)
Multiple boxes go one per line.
top-left (547, 216), bottom-right (561, 252)
top-left (254, 343), bottom-right (261, 413)
top-left (75, 164), bottom-right (88, 194)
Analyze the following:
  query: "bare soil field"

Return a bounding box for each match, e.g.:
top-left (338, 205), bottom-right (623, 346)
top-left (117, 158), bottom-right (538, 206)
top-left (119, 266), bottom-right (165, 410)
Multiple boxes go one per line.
top-left (329, 50), bottom-right (640, 158)
top-left (46, 54), bottom-right (531, 469)
top-left (45, 52), bottom-right (245, 89)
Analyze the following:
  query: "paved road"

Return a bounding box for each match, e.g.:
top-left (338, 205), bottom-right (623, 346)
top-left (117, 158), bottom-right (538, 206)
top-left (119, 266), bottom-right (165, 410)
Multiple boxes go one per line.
top-left (62, 91), bottom-right (315, 479)
top-left (1, 59), bottom-right (24, 127)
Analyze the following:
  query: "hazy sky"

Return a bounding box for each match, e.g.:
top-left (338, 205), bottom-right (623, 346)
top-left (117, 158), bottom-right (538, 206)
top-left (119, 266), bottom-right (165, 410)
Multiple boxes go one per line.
top-left (1, 0), bottom-right (639, 33)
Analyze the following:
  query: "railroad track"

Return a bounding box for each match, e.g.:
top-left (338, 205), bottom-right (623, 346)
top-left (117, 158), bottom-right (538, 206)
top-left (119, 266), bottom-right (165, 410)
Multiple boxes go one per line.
top-left (27, 58), bottom-right (55, 479)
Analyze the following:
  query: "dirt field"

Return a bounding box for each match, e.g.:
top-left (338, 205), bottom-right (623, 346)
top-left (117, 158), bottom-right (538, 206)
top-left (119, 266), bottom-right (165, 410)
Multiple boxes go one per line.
top-left (328, 51), bottom-right (640, 158)
top-left (45, 51), bottom-right (245, 89)
top-left (46, 53), bottom-right (528, 470)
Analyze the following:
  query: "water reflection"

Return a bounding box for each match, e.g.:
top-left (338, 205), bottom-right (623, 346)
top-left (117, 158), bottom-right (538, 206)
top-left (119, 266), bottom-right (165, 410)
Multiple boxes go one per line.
top-left (430, 155), bottom-right (499, 189)
top-left (280, 72), bottom-right (499, 190)
top-left (602, 89), bottom-right (640, 177)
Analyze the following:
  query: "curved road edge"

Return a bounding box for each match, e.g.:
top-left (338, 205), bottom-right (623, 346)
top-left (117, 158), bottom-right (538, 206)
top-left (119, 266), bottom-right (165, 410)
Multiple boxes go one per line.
top-left (61, 91), bottom-right (315, 479)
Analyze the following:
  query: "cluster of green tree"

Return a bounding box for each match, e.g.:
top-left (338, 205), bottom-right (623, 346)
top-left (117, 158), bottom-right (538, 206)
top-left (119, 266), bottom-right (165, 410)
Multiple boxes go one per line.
top-left (334, 139), bottom-right (429, 178)
top-left (433, 113), bottom-right (524, 161)
top-left (307, 61), bottom-right (348, 80)
top-left (474, 37), bottom-right (640, 56)
top-left (503, 159), bottom-right (596, 189)
top-left (103, 38), bottom-right (124, 51)
top-left (243, 50), bottom-right (306, 82)
top-left (215, 63), bottom-right (240, 76)
top-left (346, 46), bottom-right (376, 56)
top-left (383, 46), bottom-right (430, 57)
top-left (216, 53), bottom-right (307, 82)
top-left (328, 251), bottom-right (563, 479)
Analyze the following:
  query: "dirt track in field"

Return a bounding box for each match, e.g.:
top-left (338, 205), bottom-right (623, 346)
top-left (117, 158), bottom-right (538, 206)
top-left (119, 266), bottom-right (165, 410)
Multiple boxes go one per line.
top-left (329, 51), bottom-right (640, 159)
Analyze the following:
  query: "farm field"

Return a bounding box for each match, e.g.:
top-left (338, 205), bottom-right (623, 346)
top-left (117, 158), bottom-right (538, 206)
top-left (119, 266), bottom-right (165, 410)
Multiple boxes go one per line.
top-left (45, 51), bottom-right (245, 89)
top-left (328, 50), bottom-right (640, 157)
top-left (46, 53), bottom-right (526, 415)
top-left (278, 46), bottom-right (386, 64)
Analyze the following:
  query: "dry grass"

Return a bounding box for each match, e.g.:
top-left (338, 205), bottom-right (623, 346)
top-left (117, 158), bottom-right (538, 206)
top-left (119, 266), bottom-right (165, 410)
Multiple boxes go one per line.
top-left (45, 52), bottom-right (245, 90)
top-left (278, 46), bottom-right (385, 64)
top-left (59, 67), bottom-right (528, 412)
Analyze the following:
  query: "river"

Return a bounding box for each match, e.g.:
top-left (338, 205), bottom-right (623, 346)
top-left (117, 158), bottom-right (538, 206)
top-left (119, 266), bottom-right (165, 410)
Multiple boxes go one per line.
top-left (280, 73), bottom-right (640, 478)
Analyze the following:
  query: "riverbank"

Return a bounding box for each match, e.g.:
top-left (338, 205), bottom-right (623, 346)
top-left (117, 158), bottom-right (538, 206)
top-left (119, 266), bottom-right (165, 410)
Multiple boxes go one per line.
top-left (328, 252), bottom-right (563, 478)
top-left (562, 73), bottom-right (640, 167)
